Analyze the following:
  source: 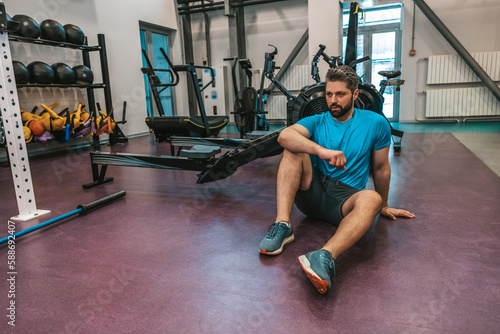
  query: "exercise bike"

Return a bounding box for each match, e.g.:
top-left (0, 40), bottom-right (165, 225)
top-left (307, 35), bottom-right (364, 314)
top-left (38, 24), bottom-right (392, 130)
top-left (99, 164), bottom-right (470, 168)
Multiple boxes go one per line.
top-left (224, 56), bottom-right (270, 139)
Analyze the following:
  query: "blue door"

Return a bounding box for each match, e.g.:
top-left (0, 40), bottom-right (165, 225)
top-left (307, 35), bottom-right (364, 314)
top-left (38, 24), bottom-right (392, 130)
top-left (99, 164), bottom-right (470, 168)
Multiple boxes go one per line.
top-left (140, 27), bottom-right (174, 117)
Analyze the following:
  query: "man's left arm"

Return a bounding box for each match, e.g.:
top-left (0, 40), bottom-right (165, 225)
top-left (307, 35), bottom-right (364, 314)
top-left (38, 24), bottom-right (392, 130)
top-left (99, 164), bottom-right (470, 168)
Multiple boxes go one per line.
top-left (371, 146), bottom-right (415, 220)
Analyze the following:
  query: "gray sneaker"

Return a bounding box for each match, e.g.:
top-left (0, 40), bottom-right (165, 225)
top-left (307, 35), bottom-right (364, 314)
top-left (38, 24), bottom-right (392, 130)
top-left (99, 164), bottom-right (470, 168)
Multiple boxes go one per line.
top-left (259, 221), bottom-right (294, 255)
top-left (298, 249), bottom-right (335, 294)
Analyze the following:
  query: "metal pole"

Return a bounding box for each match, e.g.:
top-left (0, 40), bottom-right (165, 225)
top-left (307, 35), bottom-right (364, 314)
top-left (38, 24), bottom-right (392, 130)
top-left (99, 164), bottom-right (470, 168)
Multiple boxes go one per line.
top-left (0, 9), bottom-right (50, 221)
top-left (177, 0), bottom-right (203, 3)
top-left (179, 4), bottom-right (198, 117)
top-left (345, 2), bottom-right (359, 67)
top-left (179, 5), bottom-right (225, 15)
top-left (179, 1), bottom-right (224, 11)
top-left (178, 0), bottom-right (288, 15)
top-left (97, 34), bottom-right (113, 125)
top-left (414, 0), bottom-right (500, 102)
top-left (0, 191), bottom-right (126, 244)
top-left (232, 0), bottom-right (288, 7)
top-left (203, 13), bottom-right (212, 66)
top-left (268, 29), bottom-right (308, 92)
top-left (227, 1), bottom-right (247, 90)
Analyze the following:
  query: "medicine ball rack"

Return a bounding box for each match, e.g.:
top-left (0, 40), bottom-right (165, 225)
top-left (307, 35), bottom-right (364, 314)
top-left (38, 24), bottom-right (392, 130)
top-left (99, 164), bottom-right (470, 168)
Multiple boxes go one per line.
top-left (2, 31), bottom-right (126, 161)
top-left (0, 2), bottom-right (122, 220)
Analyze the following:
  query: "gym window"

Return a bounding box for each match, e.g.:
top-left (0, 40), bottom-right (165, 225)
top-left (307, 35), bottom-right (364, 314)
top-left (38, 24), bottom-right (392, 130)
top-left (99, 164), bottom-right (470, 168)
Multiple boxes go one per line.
top-left (342, 3), bottom-right (403, 121)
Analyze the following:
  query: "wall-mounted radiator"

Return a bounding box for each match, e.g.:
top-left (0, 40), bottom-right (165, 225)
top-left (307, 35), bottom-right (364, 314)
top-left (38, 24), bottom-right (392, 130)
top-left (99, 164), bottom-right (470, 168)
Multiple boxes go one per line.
top-left (267, 95), bottom-right (289, 120)
top-left (426, 51), bottom-right (500, 117)
top-left (261, 64), bottom-right (310, 120)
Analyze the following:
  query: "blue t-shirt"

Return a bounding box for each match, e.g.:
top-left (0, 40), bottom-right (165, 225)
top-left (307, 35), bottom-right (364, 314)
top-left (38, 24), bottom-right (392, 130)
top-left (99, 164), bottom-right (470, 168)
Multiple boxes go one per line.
top-left (296, 108), bottom-right (391, 190)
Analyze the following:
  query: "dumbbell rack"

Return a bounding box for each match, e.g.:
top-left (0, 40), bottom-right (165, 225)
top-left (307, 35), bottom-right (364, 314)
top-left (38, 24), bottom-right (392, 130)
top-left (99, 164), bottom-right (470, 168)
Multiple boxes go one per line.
top-left (0, 20), bottom-right (50, 220)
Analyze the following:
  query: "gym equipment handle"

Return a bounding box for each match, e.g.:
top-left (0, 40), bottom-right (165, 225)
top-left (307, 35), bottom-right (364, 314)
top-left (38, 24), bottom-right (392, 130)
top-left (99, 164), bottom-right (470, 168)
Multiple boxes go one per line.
top-left (77, 190), bottom-right (126, 215)
top-left (348, 56), bottom-right (371, 68)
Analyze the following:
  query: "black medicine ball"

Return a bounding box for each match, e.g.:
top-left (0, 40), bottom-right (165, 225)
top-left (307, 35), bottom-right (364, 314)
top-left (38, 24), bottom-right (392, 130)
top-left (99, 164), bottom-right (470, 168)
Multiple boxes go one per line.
top-left (51, 63), bottom-right (76, 84)
top-left (73, 65), bottom-right (93, 86)
top-left (11, 14), bottom-right (41, 39)
top-left (6, 14), bottom-right (19, 34)
top-left (28, 61), bottom-right (55, 84)
top-left (40, 19), bottom-right (66, 42)
top-left (5, 14), bottom-right (21, 36)
top-left (64, 24), bottom-right (85, 45)
top-left (13, 61), bottom-right (30, 84)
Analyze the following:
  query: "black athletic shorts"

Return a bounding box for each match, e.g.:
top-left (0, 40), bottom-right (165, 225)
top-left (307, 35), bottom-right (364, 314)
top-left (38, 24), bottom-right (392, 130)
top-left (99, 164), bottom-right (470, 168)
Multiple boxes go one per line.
top-left (294, 168), bottom-right (360, 226)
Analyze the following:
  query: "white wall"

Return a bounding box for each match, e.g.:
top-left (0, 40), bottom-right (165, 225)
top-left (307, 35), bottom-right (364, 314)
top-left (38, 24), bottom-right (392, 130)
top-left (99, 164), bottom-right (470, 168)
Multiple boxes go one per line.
top-left (190, 0), bottom-right (309, 69)
top-left (5, 0), bottom-right (180, 136)
top-left (309, 0), bottom-right (343, 84)
top-left (399, 0), bottom-right (500, 122)
top-left (189, 0), bottom-right (309, 101)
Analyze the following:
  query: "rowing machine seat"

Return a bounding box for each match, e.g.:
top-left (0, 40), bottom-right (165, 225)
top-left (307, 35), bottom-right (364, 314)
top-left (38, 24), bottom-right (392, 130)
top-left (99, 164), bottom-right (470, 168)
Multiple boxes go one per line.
top-left (145, 115), bottom-right (229, 142)
top-left (179, 145), bottom-right (221, 159)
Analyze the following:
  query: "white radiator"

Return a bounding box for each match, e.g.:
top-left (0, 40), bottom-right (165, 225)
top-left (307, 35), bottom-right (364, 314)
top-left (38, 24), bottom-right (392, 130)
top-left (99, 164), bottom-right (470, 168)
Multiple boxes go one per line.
top-left (277, 64), bottom-right (310, 91)
top-left (267, 95), bottom-right (288, 119)
top-left (425, 87), bottom-right (500, 117)
top-left (261, 64), bottom-right (310, 119)
top-left (425, 51), bottom-right (500, 117)
top-left (427, 51), bottom-right (500, 84)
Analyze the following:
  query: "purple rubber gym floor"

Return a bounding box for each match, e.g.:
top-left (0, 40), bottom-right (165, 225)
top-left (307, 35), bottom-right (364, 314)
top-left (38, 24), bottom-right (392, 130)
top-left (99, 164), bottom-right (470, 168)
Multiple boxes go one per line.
top-left (0, 132), bottom-right (499, 333)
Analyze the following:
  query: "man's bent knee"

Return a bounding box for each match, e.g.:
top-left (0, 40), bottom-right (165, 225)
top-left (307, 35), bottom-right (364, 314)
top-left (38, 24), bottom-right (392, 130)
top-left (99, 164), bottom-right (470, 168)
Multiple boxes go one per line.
top-left (280, 150), bottom-right (312, 190)
top-left (359, 190), bottom-right (382, 211)
top-left (342, 189), bottom-right (382, 217)
top-left (281, 149), bottom-right (309, 162)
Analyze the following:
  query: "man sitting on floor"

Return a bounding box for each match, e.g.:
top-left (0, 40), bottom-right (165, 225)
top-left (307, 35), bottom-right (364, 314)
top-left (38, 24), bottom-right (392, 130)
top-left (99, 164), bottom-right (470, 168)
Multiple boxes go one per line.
top-left (259, 65), bottom-right (415, 294)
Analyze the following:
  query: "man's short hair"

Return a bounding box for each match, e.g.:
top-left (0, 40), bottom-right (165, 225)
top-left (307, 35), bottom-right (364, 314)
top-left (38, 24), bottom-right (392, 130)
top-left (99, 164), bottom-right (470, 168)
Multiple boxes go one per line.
top-left (325, 65), bottom-right (360, 92)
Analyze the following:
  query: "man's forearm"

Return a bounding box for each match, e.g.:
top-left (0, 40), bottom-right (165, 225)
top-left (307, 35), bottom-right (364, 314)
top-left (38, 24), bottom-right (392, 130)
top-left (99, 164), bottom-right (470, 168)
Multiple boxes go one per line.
top-left (278, 125), bottom-right (347, 170)
top-left (278, 126), bottom-right (324, 156)
top-left (372, 166), bottom-right (391, 208)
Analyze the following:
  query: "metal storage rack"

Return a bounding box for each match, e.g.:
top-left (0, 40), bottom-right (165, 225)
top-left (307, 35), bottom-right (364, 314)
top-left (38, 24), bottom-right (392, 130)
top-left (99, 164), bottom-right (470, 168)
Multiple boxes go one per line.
top-left (3, 32), bottom-right (126, 156)
top-left (0, 6), bottom-right (124, 219)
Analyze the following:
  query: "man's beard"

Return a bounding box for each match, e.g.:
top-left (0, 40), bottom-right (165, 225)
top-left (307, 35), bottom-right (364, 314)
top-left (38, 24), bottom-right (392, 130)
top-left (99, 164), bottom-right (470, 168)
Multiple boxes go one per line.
top-left (329, 96), bottom-right (354, 118)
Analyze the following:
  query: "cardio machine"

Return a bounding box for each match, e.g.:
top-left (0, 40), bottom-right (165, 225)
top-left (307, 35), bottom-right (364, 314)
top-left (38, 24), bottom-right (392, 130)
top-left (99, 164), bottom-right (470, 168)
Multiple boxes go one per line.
top-left (305, 44), bottom-right (405, 152)
top-left (83, 48), bottom-right (285, 189)
top-left (141, 48), bottom-right (229, 142)
top-left (286, 2), bottom-right (405, 152)
top-left (224, 56), bottom-right (271, 139)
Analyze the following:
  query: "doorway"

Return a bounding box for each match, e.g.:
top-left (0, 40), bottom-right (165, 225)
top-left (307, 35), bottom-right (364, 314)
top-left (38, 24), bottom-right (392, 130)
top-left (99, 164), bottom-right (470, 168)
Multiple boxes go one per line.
top-left (140, 22), bottom-right (175, 117)
top-left (343, 4), bottom-right (403, 121)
